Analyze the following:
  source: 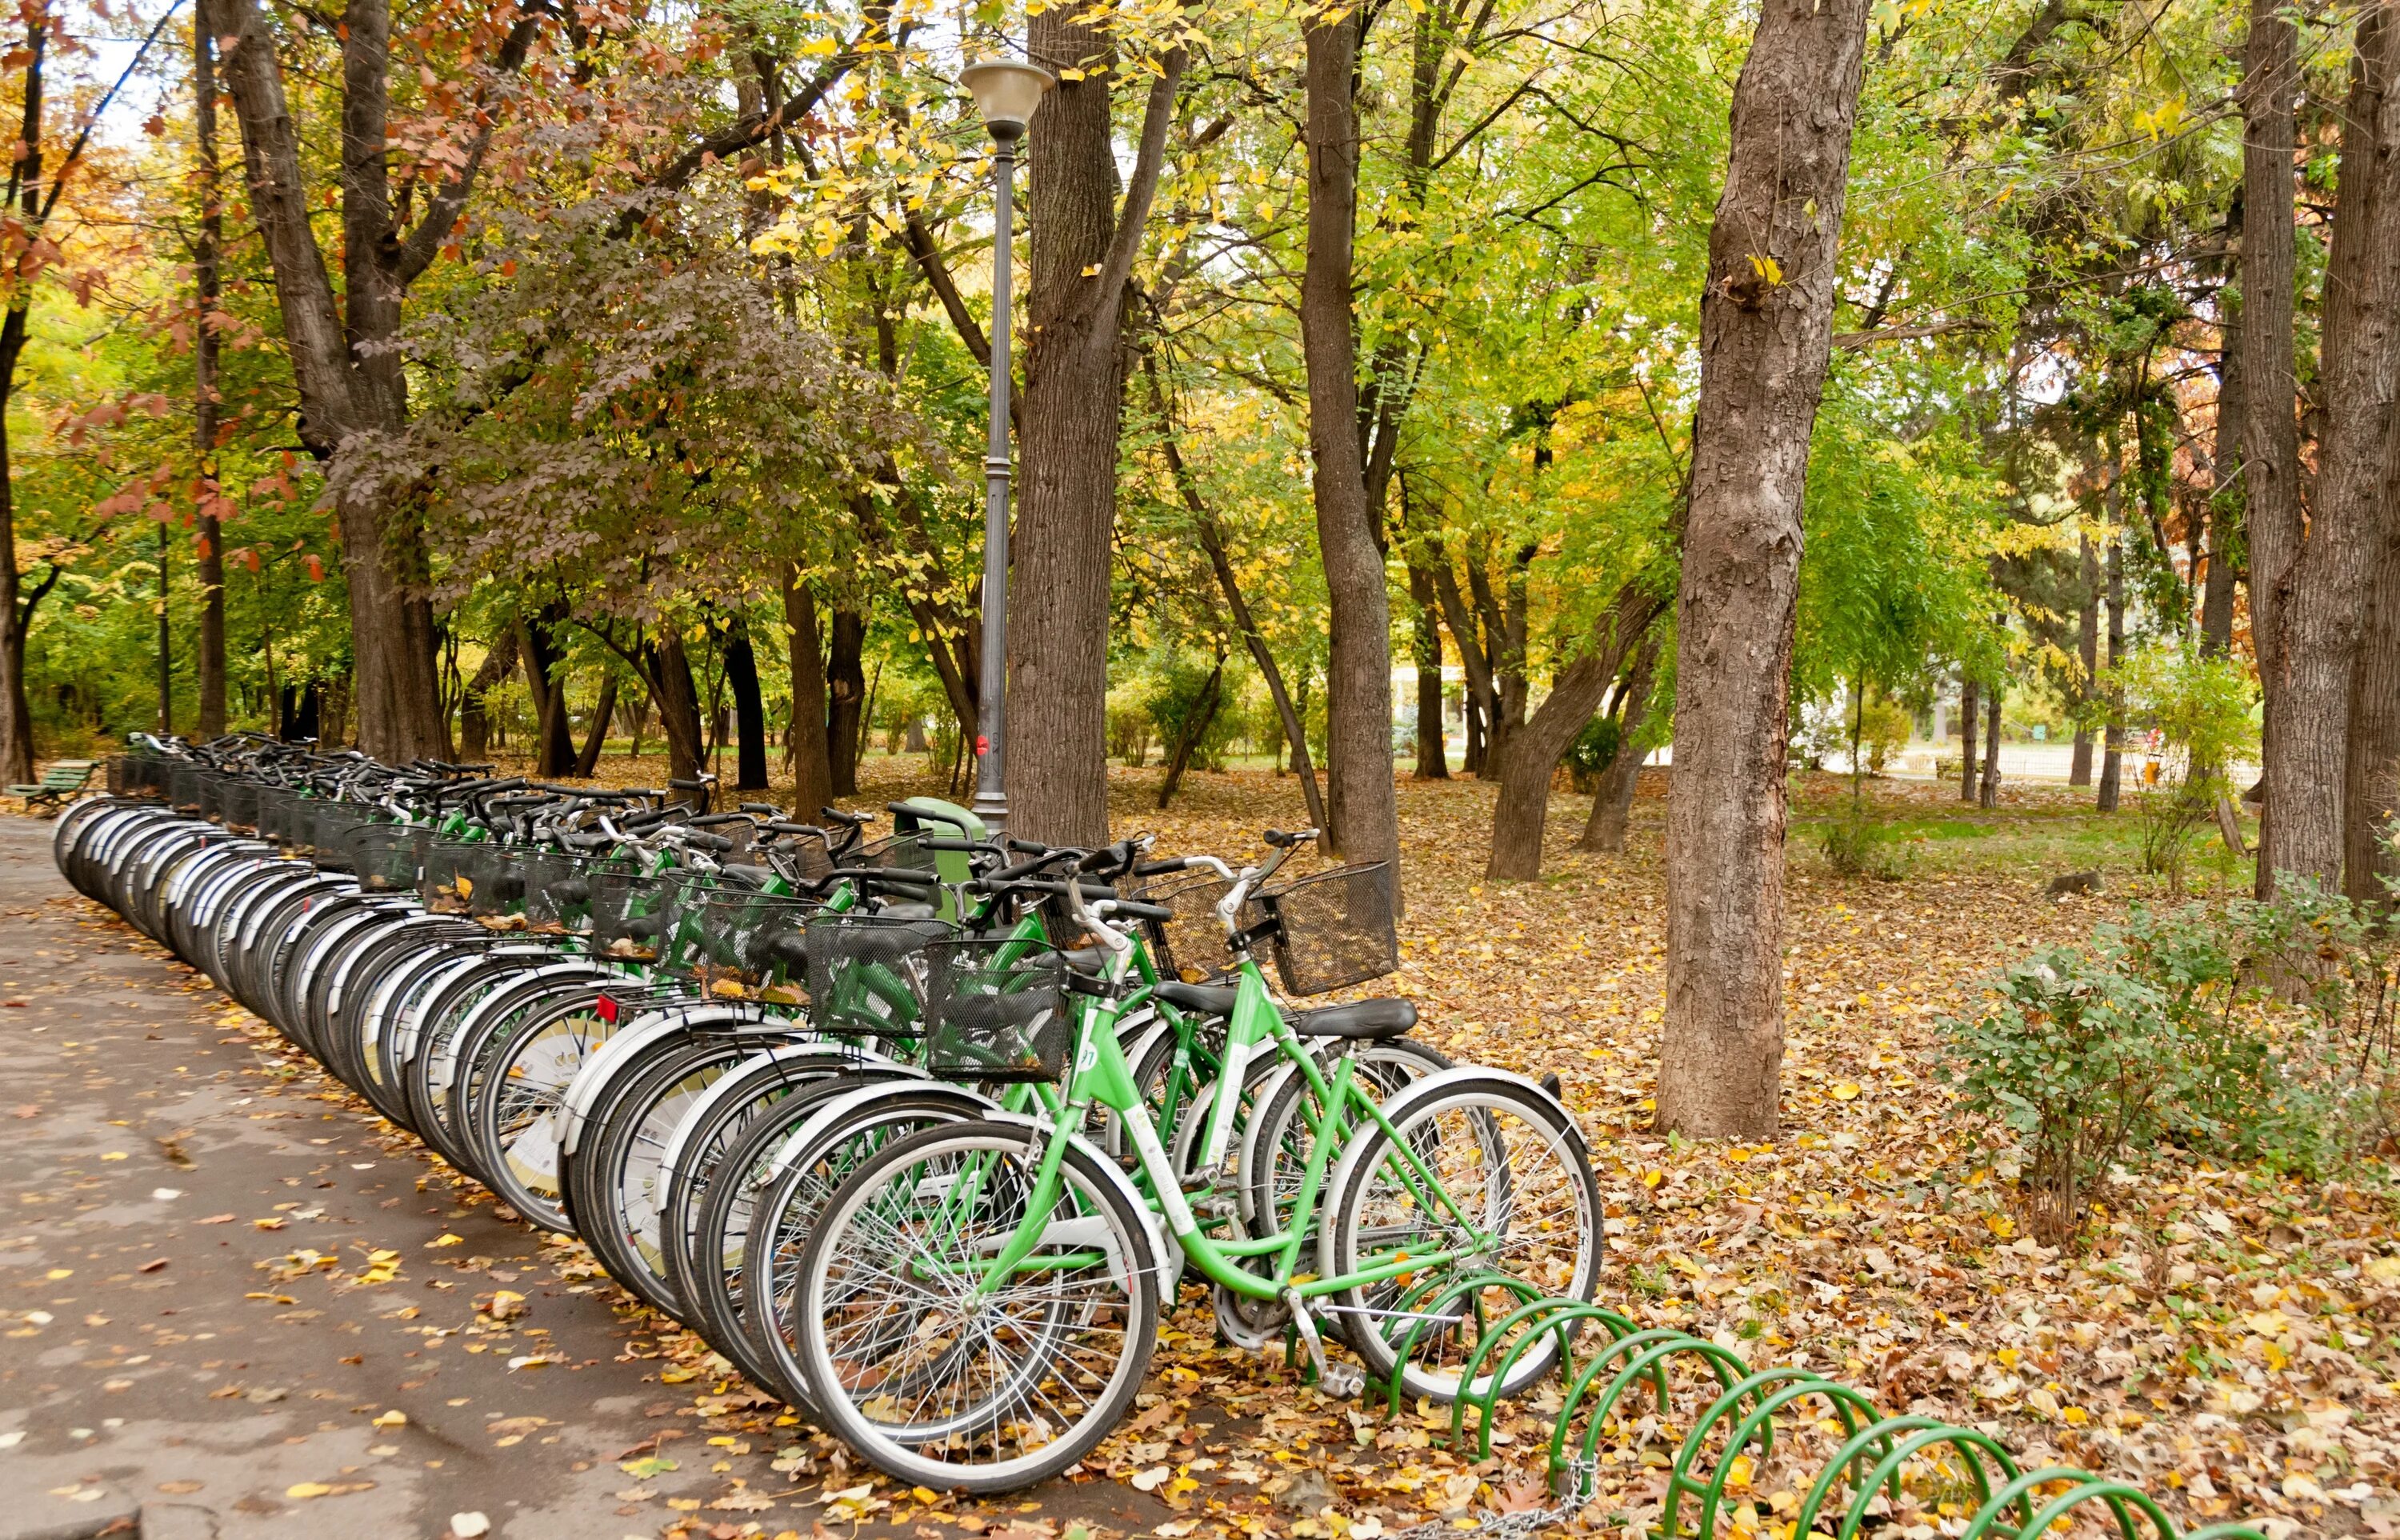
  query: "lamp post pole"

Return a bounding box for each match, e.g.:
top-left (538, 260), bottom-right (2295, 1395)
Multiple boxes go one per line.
top-left (970, 120), bottom-right (1020, 836)
top-left (958, 57), bottom-right (1051, 838)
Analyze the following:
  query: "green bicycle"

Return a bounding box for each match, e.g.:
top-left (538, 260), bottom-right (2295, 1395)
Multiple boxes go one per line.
top-left (790, 834), bottom-right (1602, 1492)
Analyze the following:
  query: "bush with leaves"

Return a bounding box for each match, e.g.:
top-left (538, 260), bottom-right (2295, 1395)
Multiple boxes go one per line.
top-left (1564, 715), bottom-right (1622, 794)
top-left (1943, 890), bottom-right (2399, 1246)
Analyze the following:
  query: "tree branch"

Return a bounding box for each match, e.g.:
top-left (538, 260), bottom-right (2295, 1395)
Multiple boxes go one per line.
top-left (610, 35), bottom-right (865, 239)
top-left (1081, 46), bottom-right (1189, 339)
top-left (394, 10), bottom-right (545, 286)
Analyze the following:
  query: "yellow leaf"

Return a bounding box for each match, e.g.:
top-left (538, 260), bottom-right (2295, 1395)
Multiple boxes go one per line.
top-left (1746, 253), bottom-right (1784, 286)
top-left (286, 1483), bottom-right (334, 1499)
top-left (1829, 1082), bottom-right (1859, 1101)
top-left (371, 1409), bottom-right (406, 1429)
top-left (426, 1234), bottom-right (463, 1249)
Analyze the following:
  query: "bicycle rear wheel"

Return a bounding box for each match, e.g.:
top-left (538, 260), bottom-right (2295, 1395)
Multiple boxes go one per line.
top-left (1319, 1071), bottom-right (1600, 1403)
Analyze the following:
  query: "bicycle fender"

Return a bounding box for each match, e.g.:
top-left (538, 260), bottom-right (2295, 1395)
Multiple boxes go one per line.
top-left (751, 1078), bottom-right (986, 1187)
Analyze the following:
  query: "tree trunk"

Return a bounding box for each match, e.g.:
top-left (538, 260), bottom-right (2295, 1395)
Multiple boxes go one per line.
top-left (209, 0), bottom-right (531, 763)
top-left (1300, 5), bottom-right (1401, 874)
top-left (1488, 592), bottom-right (1660, 880)
top-left (725, 616), bottom-right (769, 791)
top-left (458, 630), bottom-right (517, 762)
top-left (2070, 532), bottom-right (2098, 784)
top-left (194, 11), bottom-right (227, 738)
top-left (1407, 564), bottom-right (1448, 779)
top-left (573, 670), bottom-right (617, 778)
top-left (641, 630), bottom-right (706, 785)
top-left (1464, 687), bottom-right (1485, 776)
top-left (782, 566), bottom-right (836, 818)
top-left (1157, 654), bottom-right (1225, 810)
top-left (1004, 18), bottom-right (1185, 845)
top-left (517, 607), bottom-right (575, 777)
top-left (0, 16), bottom-right (50, 782)
top-left (1657, 0), bottom-right (1870, 1141)
top-left (1958, 678), bottom-right (1980, 802)
top-left (1979, 681), bottom-right (2002, 808)
top-left (2098, 535), bottom-right (2126, 812)
top-left (826, 606), bottom-right (866, 798)
top-left (2240, 0), bottom-right (2303, 880)
top-left (2201, 298), bottom-right (2244, 658)
top-left (2346, 445), bottom-right (2400, 904)
top-left (2267, 6), bottom-right (2400, 894)
top-left (1581, 632), bottom-right (1663, 854)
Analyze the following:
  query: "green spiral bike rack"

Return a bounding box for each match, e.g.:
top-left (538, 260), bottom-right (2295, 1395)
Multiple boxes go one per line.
top-left (1312, 1275), bottom-right (2272, 1540)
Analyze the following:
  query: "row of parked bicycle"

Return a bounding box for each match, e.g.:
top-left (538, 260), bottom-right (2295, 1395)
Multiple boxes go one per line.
top-left (50, 736), bottom-right (1601, 1493)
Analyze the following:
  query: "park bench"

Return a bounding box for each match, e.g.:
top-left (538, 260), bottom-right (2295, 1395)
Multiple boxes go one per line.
top-left (6, 759), bottom-right (98, 814)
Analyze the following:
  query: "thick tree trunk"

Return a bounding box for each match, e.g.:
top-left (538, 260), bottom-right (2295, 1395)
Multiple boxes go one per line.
top-left (2070, 532), bottom-right (2098, 784)
top-left (2240, 0), bottom-right (2303, 881)
top-left (1979, 682), bottom-right (2002, 808)
top-left (458, 630), bottom-right (516, 762)
top-left (1580, 632), bottom-right (1662, 854)
top-left (2201, 301), bottom-right (2243, 658)
top-left (0, 18), bottom-right (50, 783)
top-left (573, 671), bottom-right (617, 778)
top-left (1657, 0), bottom-right (1870, 1141)
top-left (516, 608), bottom-right (575, 777)
top-left (2346, 448), bottom-right (2400, 904)
top-left (2266, 7), bottom-right (2400, 894)
top-left (194, 13), bottom-right (227, 738)
top-left (2098, 536), bottom-right (2126, 812)
top-left (826, 606), bottom-right (866, 798)
top-left (725, 616), bottom-right (768, 791)
top-left (1300, 6), bottom-right (1402, 873)
top-left (1487, 594), bottom-right (1660, 880)
top-left (1958, 678), bottom-right (1979, 802)
top-left (1004, 18), bottom-right (1184, 845)
top-left (642, 631), bottom-right (706, 785)
top-left (782, 567), bottom-right (836, 818)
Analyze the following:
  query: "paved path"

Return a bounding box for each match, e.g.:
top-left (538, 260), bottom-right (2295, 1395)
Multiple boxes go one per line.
top-left (0, 814), bottom-right (1168, 1540)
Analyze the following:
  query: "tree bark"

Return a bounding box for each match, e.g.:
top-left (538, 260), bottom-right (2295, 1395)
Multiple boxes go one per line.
top-left (1979, 680), bottom-right (2003, 808)
top-left (1486, 590), bottom-right (1662, 880)
top-left (194, 11), bottom-right (227, 738)
top-left (725, 615), bottom-right (769, 791)
top-left (2201, 301), bottom-right (2243, 658)
top-left (782, 566), bottom-right (836, 818)
top-left (1580, 632), bottom-right (1663, 854)
top-left (573, 670), bottom-right (617, 778)
top-left (641, 630), bottom-right (706, 784)
top-left (1958, 678), bottom-right (1979, 802)
top-left (458, 630), bottom-right (516, 762)
top-left (516, 607), bottom-right (575, 777)
top-left (1300, 5), bottom-right (1402, 873)
top-left (0, 12), bottom-right (53, 782)
top-left (826, 606), bottom-right (866, 798)
top-left (2267, 6), bottom-right (2400, 894)
top-left (2240, 0), bottom-right (2303, 879)
top-left (2098, 535), bottom-right (2126, 812)
top-left (2070, 532), bottom-right (2098, 783)
top-left (1407, 565), bottom-right (1449, 779)
top-left (1657, 0), bottom-right (1870, 1141)
top-left (1005, 18), bottom-right (1185, 845)
top-left (1428, 548), bottom-right (1502, 773)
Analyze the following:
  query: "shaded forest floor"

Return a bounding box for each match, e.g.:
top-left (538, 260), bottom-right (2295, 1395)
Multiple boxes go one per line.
top-left (26, 758), bottom-right (2394, 1540)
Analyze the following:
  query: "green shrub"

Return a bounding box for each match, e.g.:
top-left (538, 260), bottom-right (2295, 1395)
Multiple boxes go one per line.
top-left (1942, 890), bottom-right (2398, 1246)
top-left (1820, 804), bottom-right (1912, 881)
top-left (1564, 715), bottom-right (1622, 794)
top-left (1858, 695), bottom-right (1913, 774)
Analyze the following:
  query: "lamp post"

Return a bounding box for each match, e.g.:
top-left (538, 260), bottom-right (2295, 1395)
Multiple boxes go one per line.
top-left (959, 57), bottom-right (1053, 838)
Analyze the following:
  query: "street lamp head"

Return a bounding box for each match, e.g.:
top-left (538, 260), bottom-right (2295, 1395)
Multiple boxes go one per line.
top-left (960, 58), bottom-right (1054, 139)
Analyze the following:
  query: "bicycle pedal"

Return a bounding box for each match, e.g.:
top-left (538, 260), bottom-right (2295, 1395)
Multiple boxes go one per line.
top-left (1318, 1361), bottom-right (1366, 1400)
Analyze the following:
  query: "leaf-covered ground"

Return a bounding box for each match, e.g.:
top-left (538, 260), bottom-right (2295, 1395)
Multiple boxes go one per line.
top-left (45, 760), bottom-right (2400, 1540)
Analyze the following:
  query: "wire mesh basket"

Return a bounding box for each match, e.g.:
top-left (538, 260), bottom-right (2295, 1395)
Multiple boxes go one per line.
top-left (1127, 871), bottom-right (1234, 982)
top-left (466, 846), bottom-right (538, 924)
top-left (518, 850), bottom-right (613, 935)
top-left (774, 830), bottom-right (838, 886)
top-left (590, 868), bottom-right (686, 962)
top-left (195, 770), bottom-right (229, 822)
top-left (682, 891), bottom-right (818, 1004)
top-left (922, 937), bottom-right (1071, 1082)
top-left (167, 765), bottom-right (211, 815)
top-left (422, 839), bottom-right (498, 914)
top-left (251, 786), bottom-right (300, 849)
top-left (802, 913), bottom-right (952, 1038)
top-left (347, 824), bottom-right (431, 893)
top-left (309, 806), bottom-right (380, 873)
top-left (218, 779), bottom-right (261, 833)
top-left (1248, 862), bottom-right (1398, 996)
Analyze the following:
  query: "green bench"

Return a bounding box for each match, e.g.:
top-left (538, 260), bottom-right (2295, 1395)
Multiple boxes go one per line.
top-left (7, 759), bottom-right (98, 814)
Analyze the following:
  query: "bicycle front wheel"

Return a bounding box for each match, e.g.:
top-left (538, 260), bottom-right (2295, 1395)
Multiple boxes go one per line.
top-left (1320, 1072), bottom-right (1600, 1403)
top-left (794, 1124), bottom-right (1159, 1494)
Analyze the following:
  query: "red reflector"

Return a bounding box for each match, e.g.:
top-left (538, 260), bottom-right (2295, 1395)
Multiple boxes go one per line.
top-left (594, 994), bottom-right (619, 1023)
